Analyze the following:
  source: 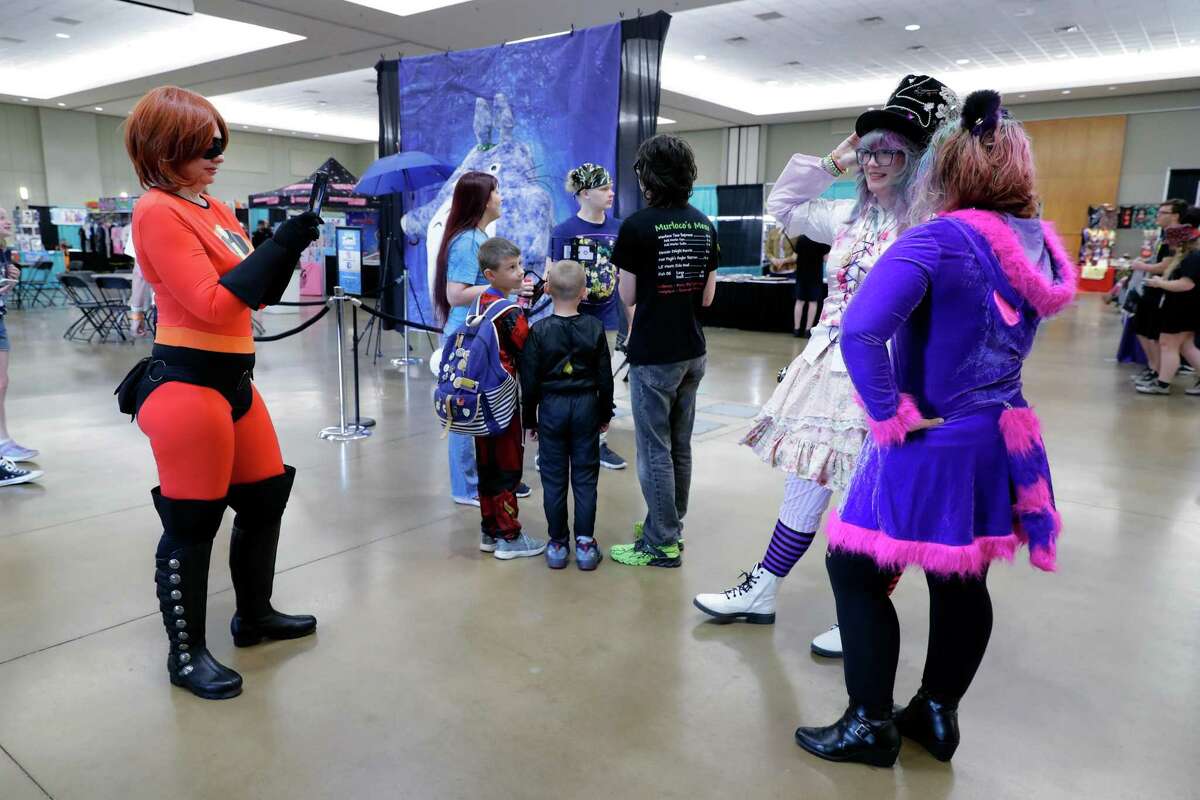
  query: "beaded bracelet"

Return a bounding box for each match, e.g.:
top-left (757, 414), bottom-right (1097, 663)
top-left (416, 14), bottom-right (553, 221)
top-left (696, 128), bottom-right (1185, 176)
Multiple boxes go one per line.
top-left (821, 154), bottom-right (846, 178)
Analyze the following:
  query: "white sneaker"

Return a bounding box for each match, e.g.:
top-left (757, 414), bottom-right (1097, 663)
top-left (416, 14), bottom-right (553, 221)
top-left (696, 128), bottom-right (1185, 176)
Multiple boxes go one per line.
top-left (1186, 380), bottom-right (1200, 397)
top-left (811, 624), bottom-right (843, 658)
top-left (453, 495), bottom-right (481, 507)
top-left (493, 531), bottom-right (547, 560)
top-left (693, 563), bottom-right (780, 624)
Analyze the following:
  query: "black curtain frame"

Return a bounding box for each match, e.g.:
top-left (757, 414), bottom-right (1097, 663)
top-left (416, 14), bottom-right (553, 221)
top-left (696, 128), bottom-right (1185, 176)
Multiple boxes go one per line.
top-left (375, 58), bottom-right (404, 329)
top-left (616, 11), bottom-right (671, 220)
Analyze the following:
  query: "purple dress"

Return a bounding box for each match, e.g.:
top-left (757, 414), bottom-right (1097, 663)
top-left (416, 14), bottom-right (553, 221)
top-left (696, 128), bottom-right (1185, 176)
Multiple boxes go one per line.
top-left (829, 210), bottom-right (1079, 576)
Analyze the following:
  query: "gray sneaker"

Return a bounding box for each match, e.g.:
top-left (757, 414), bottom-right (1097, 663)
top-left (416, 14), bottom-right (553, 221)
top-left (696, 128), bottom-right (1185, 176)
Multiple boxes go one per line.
top-left (1136, 381), bottom-right (1171, 395)
top-left (493, 531), bottom-right (547, 560)
top-left (0, 457), bottom-right (43, 487)
top-left (1186, 380), bottom-right (1200, 397)
top-left (599, 443), bottom-right (627, 470)
top-left (480, 533), bottom-right (497, 553)
top-left (0, 440), bottom-right (38, 462)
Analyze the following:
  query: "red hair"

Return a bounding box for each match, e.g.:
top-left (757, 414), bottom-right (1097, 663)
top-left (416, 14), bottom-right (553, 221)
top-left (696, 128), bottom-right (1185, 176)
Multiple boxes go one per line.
top-left (434, 172), bottom-right (498, 323)
top-left (933, 120), bottom-right (1038, 218)
top-left (124, 86), bottom-right (229, 190)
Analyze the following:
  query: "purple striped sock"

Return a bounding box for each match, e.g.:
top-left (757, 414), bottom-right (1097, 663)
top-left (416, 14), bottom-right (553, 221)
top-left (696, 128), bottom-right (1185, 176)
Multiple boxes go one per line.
top-left (761, 519), bottom-right (816, 578)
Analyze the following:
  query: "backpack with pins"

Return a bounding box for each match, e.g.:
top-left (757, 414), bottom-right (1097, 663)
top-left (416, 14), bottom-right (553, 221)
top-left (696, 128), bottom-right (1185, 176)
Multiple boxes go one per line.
top-left (434, 294), bottom-right (520, 436)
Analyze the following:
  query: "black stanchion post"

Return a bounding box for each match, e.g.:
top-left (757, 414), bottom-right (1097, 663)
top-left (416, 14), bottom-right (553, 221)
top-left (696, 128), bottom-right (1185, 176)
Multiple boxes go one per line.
top-left (319, 287), bottom-right (371, 442)
top-left (350, 302), bottom-right (375, 431)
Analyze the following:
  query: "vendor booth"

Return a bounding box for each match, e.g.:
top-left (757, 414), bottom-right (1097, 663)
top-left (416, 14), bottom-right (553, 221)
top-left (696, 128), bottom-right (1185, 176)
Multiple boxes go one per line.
top-left (249, 158), bottom-right (380, 296)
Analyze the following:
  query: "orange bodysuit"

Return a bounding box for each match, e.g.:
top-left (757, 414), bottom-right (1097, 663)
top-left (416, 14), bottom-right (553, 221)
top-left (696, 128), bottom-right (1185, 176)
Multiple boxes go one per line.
top-left (132, 189), bottom-right (284, 500)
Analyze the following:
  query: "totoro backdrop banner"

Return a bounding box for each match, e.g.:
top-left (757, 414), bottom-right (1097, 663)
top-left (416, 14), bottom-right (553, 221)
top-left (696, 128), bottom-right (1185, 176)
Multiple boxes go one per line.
top-left (395, 24), bottom-right (622, 326)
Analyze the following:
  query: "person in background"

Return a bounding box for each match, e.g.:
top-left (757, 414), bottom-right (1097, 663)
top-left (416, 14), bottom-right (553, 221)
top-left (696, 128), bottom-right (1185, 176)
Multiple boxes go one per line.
top-left (548, 163), bottom-right (627, 470)
top-left (520, 259), bottom-right (614, 570)
top-left (0, 210), bottom-right (43, 485)
top-left (608, 134), bottom-right (719, 568)
top-left (251, 220), bottom-right (273, 250)
top-left (123, 224), bottom-right (154, 337)
top-left (1139, 207), bottom-right (1200, 395)
top-left (694, 75), bottom-right (956, 658)
top-left (471, 237), bottom-right (545, 560)
top-left (794, 89), bottom-right (1075, 768)
top-left (434, 172), bottom-right (533, 507)
top-left (122, 85), bottom-right (321, 700)
top-left (1128, 199), bottom-right (1188, 386)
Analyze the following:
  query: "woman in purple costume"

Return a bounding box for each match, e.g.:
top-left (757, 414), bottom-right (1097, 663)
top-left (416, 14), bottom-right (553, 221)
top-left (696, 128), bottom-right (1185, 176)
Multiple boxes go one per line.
top-left (794, 90), bottom-right (1077, 768)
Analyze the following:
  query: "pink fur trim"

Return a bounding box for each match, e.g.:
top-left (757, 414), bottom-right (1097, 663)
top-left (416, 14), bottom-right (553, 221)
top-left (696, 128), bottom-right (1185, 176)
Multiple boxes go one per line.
top-left (863, 393), bottom-right (923, 447)
top-left (1015, 478), bottom-right (1053, 514)
top-left (827, 509), bottom-right (1020, 577)
top-left (943, 210), bottom-right (1078, 318)
top-left (998, 405), bottom-right (1042, 457)
top-left (1030, 541), bottom-right (1058, 572)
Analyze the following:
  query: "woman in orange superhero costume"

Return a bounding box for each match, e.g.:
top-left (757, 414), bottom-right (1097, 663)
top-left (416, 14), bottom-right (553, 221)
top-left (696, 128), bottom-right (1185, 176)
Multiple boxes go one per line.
top-left (121, 86), bottom-right (321, 699)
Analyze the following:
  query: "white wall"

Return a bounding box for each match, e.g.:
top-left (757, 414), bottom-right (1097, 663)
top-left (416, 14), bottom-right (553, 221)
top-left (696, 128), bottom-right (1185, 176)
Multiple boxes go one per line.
top-left (0, 102), bottom-right (377, 211)
top-left (0, 104), bottom-right (48, 209)
top-left (37, 109), bottom-right (104, 206)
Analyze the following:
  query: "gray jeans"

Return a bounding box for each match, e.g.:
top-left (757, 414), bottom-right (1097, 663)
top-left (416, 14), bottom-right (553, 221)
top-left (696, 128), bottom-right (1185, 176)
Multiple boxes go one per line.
top-left (629, 356), bottom-right (706, 548)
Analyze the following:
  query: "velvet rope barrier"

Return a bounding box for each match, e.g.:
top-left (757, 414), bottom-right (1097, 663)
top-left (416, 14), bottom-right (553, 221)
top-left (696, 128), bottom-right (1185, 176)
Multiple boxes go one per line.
top-left (352, 300), bottom-right (444, 334)
top-left (253, 304), bottom-right (331, 342)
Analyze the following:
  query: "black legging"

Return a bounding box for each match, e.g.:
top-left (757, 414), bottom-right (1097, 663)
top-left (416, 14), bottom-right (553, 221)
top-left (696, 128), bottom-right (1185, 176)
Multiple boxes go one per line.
top-left (826, 550), bottom-right (994, 717)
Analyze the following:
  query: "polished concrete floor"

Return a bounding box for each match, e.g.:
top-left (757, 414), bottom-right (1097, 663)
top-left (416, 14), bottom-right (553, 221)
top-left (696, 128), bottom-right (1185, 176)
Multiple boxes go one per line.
top-left (1, 296), bottom-right (1197, 800)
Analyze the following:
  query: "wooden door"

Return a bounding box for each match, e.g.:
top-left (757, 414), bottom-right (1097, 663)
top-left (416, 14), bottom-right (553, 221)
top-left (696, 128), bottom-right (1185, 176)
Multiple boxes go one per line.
top-left (1023, 115), bottom-right (1127, 240)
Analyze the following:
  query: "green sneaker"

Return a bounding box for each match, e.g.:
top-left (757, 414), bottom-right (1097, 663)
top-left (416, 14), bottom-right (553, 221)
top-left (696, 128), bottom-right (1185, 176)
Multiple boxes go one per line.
top-left (610, 539), bottom-right (681, 568)
top-left (632, 521), bottom-right (684, 551)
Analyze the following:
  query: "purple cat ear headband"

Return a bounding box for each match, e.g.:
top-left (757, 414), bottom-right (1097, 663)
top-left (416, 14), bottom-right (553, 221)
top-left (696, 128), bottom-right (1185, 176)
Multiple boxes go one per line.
top-left (960, 89), bottom-right (1010, 137)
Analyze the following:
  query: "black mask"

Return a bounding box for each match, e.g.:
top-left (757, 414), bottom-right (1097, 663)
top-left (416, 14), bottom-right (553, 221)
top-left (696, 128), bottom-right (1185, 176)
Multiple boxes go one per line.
top-left (201, 137), bottom-right (225, 160)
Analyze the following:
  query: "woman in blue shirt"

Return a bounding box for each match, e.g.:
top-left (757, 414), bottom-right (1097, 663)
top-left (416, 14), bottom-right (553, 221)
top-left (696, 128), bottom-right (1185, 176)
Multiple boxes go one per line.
top-left (434, 172), bottom-right (500, 506)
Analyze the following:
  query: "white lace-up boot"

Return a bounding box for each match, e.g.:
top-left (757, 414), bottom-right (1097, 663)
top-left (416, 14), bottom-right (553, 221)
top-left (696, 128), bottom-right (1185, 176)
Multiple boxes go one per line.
top-left (693, 563), bottom-right (781, 624)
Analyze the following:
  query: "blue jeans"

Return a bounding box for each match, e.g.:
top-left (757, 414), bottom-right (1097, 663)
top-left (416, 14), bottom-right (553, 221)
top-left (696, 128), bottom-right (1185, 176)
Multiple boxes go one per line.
top-left (443, 335), bottom-right (478, 499)
top-left (629, 356), bottom-right (706, 549)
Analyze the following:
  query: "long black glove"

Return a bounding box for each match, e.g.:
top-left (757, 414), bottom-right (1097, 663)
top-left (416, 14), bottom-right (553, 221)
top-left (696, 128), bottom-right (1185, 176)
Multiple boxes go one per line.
top-left (219, 213), bottom-right (322, 308)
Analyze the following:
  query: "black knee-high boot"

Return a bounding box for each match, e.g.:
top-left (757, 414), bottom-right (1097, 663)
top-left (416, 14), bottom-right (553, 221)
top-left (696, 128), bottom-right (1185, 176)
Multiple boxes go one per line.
top-left (226, 466), bottom-right (317, 647)
top-left (152, 488), bottom-right (243, 700)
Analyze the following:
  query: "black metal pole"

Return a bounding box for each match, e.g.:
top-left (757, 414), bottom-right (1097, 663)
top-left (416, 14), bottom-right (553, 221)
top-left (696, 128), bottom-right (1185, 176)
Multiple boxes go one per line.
top-left (351, 302), bottom-right (376, 429)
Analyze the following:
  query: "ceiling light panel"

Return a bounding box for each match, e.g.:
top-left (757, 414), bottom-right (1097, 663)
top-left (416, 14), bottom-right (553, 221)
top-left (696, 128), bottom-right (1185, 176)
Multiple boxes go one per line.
top-left (343, 0), bottom-right (473, 16)
top-left (0, 1), bottom-right (304, 99)
top-left (209, 68), bottom-right (379, 142)
top-left (660, 0), bottom-right (1200, 117)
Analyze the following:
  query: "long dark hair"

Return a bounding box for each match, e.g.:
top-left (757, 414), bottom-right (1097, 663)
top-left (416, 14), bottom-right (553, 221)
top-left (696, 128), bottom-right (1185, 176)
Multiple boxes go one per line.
top-left (434, 171), bottom-right (498, 323)
top-left (634, 134), bottom-right (696, 208)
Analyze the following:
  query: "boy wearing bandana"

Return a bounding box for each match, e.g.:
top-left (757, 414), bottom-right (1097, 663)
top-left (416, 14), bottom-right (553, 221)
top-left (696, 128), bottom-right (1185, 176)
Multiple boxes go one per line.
top-left (547, 163), bottom-right (627, 470)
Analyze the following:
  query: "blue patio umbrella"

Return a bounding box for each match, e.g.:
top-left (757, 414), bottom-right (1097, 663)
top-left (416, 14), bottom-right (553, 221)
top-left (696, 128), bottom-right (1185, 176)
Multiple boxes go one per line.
top-left (354, 151), bottom-right (453, 196)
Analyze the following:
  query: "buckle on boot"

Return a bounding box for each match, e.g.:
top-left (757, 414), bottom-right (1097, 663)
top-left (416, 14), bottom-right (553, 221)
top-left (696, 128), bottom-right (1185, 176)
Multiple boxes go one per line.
top-left (852, 722), bottom-right (871, 740)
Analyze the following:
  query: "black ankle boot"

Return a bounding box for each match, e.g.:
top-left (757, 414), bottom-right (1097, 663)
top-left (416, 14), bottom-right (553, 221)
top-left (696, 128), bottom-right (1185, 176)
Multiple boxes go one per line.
top-left (795, 704), bottom-right (901, 767)
top-left (152, 489), bottom-right (243, 700)
top-left (226, 467), bottom-right (317, 648)
top-left (896, 690), bottom-right (960, 762)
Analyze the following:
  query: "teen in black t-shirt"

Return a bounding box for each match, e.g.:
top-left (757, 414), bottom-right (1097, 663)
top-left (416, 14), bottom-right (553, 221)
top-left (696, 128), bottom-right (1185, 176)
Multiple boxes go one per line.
top-left (612, 206), bottom-right (719, 365)
top-left (609, 135), bottom-right (719, 568)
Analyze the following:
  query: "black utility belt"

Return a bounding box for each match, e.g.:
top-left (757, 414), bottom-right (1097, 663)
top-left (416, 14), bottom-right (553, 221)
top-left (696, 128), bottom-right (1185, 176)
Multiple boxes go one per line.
top-left (115, 349), bottom-right (255, 422)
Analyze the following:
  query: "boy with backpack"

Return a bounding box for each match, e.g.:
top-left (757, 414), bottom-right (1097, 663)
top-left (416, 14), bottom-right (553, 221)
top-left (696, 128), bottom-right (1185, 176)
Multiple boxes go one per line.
top-left (436, 237), bottom-right (546, 560)
top-left (519, 260), bottom-right (614, 570)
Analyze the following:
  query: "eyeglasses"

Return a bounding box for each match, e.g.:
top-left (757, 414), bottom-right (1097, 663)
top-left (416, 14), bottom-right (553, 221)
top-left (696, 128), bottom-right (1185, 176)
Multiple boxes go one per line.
top-left (201, 137), bottom-right (225, 160)
top-left (856, 148), bottom-right (902, 167)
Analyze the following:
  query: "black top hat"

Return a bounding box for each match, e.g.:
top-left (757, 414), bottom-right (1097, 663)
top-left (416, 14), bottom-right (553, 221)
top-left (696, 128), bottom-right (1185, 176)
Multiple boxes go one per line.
top-left (855, 74), bottom-right (958, 147)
